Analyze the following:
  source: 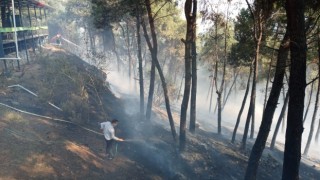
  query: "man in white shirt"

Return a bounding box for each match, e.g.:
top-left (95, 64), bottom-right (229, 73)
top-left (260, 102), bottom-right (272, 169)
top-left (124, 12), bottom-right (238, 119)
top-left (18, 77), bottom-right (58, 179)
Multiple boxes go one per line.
top-left (100, 119), bottom-right (124, 159)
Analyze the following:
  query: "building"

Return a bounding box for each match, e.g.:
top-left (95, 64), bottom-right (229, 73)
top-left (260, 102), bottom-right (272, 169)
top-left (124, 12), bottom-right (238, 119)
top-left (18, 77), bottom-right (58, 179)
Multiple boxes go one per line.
top-left (0, 0), bottom-right (51, 74)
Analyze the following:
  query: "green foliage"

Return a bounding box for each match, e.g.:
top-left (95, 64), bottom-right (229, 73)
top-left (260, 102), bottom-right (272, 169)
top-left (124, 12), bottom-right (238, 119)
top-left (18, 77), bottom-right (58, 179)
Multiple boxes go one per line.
top-left (229, 8), bottom-right (255, 66)
top-left (91, 0), bottom-right (122, 29)
top-left (199, 12), bottom-right (236, 67)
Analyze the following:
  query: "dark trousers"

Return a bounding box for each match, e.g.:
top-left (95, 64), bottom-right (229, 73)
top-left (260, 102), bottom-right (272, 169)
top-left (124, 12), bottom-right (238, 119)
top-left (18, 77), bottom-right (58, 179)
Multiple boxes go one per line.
top-left (105, 139), bottom-right (114, 155)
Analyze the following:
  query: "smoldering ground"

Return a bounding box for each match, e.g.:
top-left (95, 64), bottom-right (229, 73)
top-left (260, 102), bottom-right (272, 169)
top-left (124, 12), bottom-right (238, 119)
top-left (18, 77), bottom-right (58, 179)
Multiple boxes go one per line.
top-left (105, 63), bottom-right (320, 176)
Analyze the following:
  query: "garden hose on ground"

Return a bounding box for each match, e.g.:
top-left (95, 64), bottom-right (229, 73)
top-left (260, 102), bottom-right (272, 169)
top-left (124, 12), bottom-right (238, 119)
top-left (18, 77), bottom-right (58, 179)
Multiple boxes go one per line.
top-left (0, 102), bottom-right (126, 158)
top-left (0, 102), bottom-right (102, 136)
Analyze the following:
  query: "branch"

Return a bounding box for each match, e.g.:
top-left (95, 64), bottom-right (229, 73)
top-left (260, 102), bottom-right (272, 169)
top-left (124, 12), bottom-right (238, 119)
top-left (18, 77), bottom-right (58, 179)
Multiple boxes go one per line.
top-left (245, 0), bottom-right (254, 19)
top-left (265, 45), bottom-right (279, 52)
top-left (153, 1), bottom-right (169, 20)
top-left (154, 13), bottom-right (176, 21)
top-left (141, 18), bottom-right (154, 52)
top-left (306, 75), bottom-right (319, 87)
top-left (245, 0), bottom-right (257, 40)
top-left (306, 13), bottom-right (320, 34)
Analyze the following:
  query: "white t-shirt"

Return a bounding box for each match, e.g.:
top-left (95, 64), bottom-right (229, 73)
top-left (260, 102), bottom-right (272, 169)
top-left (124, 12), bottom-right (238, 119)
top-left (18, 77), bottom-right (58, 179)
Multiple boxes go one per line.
top-left (100, 121), bottom-right (120, 141)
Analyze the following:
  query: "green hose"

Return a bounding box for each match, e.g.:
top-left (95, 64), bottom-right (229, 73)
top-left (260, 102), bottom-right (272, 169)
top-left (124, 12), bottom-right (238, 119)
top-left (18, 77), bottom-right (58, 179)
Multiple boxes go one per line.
top-left (114, 142), bottom-right (118, 156)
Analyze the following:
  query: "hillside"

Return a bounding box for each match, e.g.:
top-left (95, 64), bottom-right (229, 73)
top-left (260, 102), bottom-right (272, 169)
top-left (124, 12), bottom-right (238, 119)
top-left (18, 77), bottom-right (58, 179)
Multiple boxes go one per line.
top-left (0, 46), bottom-right (319, 180)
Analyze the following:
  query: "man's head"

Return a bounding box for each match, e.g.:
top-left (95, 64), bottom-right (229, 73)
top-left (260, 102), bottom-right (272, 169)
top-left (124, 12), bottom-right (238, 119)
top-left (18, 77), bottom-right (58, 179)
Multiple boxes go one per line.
top-left (111, 119), bottom-right (119, 127)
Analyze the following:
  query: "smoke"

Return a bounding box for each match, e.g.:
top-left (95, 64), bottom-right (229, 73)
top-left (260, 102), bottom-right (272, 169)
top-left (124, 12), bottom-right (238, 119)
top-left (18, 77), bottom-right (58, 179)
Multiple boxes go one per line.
top-left (193, 66), bottom-right (320, 161)
top-left (106, 58), bottom-right (319, 163)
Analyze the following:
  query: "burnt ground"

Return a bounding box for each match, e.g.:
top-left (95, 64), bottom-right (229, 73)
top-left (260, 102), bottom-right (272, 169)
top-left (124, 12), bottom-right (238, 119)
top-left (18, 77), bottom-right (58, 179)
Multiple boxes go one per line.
top-left (0, 46), bottom-right (319, 180)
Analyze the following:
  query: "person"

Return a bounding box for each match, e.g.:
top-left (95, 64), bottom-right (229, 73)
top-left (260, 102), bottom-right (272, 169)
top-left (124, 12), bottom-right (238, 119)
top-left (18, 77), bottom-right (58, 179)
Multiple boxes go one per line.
top-left (100, 119), bottom-right (124, 159)
top-left (50, 33), bottom-right (62, 45)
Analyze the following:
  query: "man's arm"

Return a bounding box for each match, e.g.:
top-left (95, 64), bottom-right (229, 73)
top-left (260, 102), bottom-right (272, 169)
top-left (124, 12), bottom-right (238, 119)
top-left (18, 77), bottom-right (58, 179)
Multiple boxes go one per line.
top-left (110, 129), bottom-right (124, 141)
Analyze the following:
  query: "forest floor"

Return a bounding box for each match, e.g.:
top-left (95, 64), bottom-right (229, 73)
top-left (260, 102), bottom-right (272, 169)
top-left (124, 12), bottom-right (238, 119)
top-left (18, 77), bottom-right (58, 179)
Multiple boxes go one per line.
top-left (0, 45), bottom-right (319, 180)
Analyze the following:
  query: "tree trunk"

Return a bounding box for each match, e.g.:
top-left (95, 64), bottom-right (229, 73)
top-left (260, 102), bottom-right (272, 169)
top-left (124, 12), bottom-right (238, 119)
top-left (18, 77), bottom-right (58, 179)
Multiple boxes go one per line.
top-left (217, 92), bottom-right (222, 133)
top-left (244, 29), bottom-right (290, 180)
top-left (270, 90), bottom-right (289, 150)
top-left (303, 81), bottom-right (314, 123)
top-left (177, 75), bottom-right (184, 101)
top-left (222, 68), bottom-right (240, 110)
top-left (111, 31), bottom-right (121, 72)
top-left (216, 2), bottom-right (229, 135)
top-left (144, 0), bottom-right (177, 141)
top-left (241, 7), bottom-right (263, 148)
top-left (88, 28), bottom-right (95, 55)
top-left (189, 0), bottom-right (197, 133)
top-left (241, 54), bottom-right (258, 148)
top-left (209, 75), bottom-right (215, 112)
top-left (282, 0), bottom-right (307, 179)
top-left (282, 86), bottom-right (287, 132)
top-left (126, 22), bottom-right (132, 78)
top-left (141, 20), bottom-right (156, 122)
top-left (223, 80), bottom-right (228, 103)
top-left (263, 26), bottom-right (280, 111)
top-left (136, 4), bottom-right (144, 120)
top-left (146, 62), bottom-right (155, 121)
top-left (303, 79), bottom-right (319, 155)
top-left (180, 0), bottom-right (196, 150)
top-left (231, 65), bottom-right (253, 143)
top-left (316, 113), bottom-right (320, 142)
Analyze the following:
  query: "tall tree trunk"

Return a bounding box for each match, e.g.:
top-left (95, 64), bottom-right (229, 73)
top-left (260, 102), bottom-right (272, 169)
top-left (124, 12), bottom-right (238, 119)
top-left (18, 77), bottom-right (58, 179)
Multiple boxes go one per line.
top-left (222, 68), bottom-right (240, 110)
top-left (281, 73), bottom-right (289, 132)
top-left (244, 29), bottom-right (290, 180)
top-left (144, 0), bottom-right (177, 141)
top-left (146, 61), bottom-right (155, 121)
top-left (223, 80), bottom-right (228, 103)
top-left (231, 65), bottom-right (253, 143)
top-left (241, 49), bottom-right (259, 148)
top-left (270, 90), bottom-right (289, 150)
top-left (126, 22), bottom-right (132, 78)
top-left (316, 112), bottom-right (320, 142)
top-left (141, 19), bottom-right (155, 121)
top-left (177, 75), bottom-right (184, 101)
top-left (88, 28), bottom-right (95, 55)
top-left (180, 0), bottom-right (196, 150)
top-left (303, 81), bottom-right (314, 123)
top-left (241, 1), bottom-right (263, 147)
top-left (281, 86), bottom-right (288, 132)
top-left (303, 80), bottom-right (319, 154)
top-left (282, 0), bottom-right (307, 179)
top-left (136, 4), bottom-right (144, 120)
top-left (213, 15), bottom-right (221, 133)
top-left (215, 2), bottom-right (229, 135)
top-left (209, 75), bottom-right (215, 112)
top-left (189, 0), bottom-right (197, 133)
top-left (263, 26), bottom-right (279, 111)
top-left (110, 30), bottom-right (121, 72)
